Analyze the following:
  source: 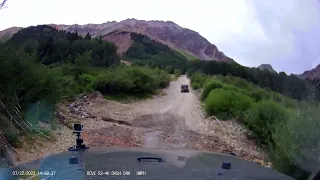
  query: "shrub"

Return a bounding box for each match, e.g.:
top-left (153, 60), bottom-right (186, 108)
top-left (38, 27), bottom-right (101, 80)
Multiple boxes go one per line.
top-left (3, 128), bottom-right (23, 148)
top-left (77, 73), bottom-right (96, 92)
top-left (174, 69), bottom-right (182, 77)
top-left (201, 80), bottom-right (224, 101)
top-left (271, 101), bottom-right (320, 179)
top-left (221, 84), bottom-right (240, 91)
top-left (246, 89), bottom-right (271, 102)
top-left (93, 66), bottom-right (170, 94)
top-left (205, 89), bottom-right (254, 120)
top-left (219, 75), bottom-right (253, 90)
top-left (191, 72), bottom-right (208, 88)
top-left (153, 68), bottom-right (171, 88)
top-left (244, 100), bottom-right (289, 144)
top-left (192, 83), bottom-right (201, 90)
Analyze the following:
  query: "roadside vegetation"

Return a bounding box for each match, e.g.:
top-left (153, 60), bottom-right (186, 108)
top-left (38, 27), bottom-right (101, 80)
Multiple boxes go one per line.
top-left (0, 26), bottom-right (171, 152)
top-left (190, 72), bottom-right (319, 179)
top-left (187, 60), bottom-right (320, 101)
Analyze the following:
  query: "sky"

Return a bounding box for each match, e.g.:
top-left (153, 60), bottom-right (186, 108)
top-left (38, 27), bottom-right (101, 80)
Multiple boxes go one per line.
top-left (0, 0), bottom-right (320, 74)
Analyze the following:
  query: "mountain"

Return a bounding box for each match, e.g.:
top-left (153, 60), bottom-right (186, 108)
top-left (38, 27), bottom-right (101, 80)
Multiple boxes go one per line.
top-left (258, 64), bottom-right (277, 74)
top-left (3, 25), bottom-right (188, 72)
top-left (0, 19), bottom-right (234, 62)
top-left (0, 27), bottom-right (22, 43)
top-left (298, 64), bottom-right (320, 89)
top-left (299, 64), bottom-right (320, 80)
top-left (4, 25), bottom-right (120, 67)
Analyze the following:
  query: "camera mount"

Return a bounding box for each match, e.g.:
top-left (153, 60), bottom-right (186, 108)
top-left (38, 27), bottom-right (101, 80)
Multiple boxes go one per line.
top-left (68, 124), bottom-right (89, 151)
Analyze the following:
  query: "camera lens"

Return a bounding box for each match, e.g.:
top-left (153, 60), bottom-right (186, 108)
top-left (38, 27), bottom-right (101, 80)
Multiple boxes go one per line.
top-left (73, 123), bottom-right (83, 131)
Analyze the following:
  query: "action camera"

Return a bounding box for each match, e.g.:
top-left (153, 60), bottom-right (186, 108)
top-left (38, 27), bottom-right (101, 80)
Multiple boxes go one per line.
top-left (73, 123), bottom-right (83, 132)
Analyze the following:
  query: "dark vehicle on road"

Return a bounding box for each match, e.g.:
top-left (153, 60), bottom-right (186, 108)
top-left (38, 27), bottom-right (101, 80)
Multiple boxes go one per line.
top-left (181, 84), bottom-right (189, 93)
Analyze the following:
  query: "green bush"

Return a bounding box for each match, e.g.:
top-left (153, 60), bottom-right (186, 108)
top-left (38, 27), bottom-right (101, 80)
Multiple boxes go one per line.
top-left (77, 73), bottom-right (96, 92)
top-left (94, 66), bottom-right (170, 94)
top-left (270, 93), bottom-right (298, 109)
top-left (246, 89), bottom-right (271, 102)
top-left (152, 68), bottom-right (171, 88)
top-left (218, 75), bottom-right (254, 90)
top-left (221, 84), bottom-right (242, 92)
top-left (3, 128), bottom-right (23, 148)
top-left (191, 72), bottom-right (208, 88)
top-left (174, 69), bottom-right (182, 77)
top-left (205, 89), bottom-right (254, 120)
top-left (0, 49), bottom-right (67, 109)
top-left (244, 100), bottom-right (289, 144)
top-left (165, 66), bottom-right (174, 74)
top-left (201, 80), bottom-right (223, 101)
top-left (271, 101), bottom-right (320, 179)
top-left (192, 83), bottom-right (201, 90)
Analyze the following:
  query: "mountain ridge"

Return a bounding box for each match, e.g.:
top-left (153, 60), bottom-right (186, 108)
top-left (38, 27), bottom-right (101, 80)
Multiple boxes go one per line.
top-left (0, 18), bottom-right (234, 62)
top-left (258, 64), bottom-right (277, 74)
top-left (300, 64), bottom-right (320, 80)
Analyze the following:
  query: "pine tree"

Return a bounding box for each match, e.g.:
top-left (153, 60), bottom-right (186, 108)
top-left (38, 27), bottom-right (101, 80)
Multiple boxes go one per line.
top-left (85, 32), bottom-right (91, 40)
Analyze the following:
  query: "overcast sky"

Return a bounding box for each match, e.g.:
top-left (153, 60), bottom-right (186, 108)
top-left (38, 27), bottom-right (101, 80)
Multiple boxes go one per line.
top-left (0, 0), bottom-right (320, 74)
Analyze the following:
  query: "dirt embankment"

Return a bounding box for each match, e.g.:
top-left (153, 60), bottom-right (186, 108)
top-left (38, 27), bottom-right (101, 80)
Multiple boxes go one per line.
top-left (13, 76), bottom-right (270, 167)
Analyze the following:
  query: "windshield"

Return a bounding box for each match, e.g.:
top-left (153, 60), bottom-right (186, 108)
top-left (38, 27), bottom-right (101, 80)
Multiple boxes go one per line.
top-left (0, 0), bottom-right (319, 180)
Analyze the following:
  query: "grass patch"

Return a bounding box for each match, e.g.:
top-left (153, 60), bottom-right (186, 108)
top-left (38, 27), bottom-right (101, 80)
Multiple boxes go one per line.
top-left (175, 49), bottom-right (198, 60)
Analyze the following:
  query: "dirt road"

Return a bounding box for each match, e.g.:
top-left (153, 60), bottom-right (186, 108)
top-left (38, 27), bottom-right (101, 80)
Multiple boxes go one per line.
top-left (15, 75), bottom-right (268, 166)
top-left (131, 75), bottom-right (208, 149)
top-left (81, 75), bottom-right (266, 162)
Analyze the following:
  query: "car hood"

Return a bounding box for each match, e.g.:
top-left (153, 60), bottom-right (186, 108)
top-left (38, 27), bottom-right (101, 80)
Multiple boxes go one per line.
top-left (0, 147), bottom-right (294, 180)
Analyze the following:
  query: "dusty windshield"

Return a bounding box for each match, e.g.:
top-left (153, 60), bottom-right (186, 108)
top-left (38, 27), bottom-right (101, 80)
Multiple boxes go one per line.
top-left (0, 0), bottom-right (319, 179)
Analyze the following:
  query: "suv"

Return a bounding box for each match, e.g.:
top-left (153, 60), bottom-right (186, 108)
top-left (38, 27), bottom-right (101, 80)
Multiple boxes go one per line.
top-left (181, 84), bottom-right (189, 93)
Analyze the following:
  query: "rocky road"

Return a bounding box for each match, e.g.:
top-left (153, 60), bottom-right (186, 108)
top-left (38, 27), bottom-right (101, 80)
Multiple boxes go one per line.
top-left (14, 75), bottom-right (269, 166)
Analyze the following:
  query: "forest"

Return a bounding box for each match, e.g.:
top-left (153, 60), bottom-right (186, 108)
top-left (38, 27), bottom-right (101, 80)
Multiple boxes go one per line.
top-left (187, 60), bottom-right (320, 101)
top-left (123, 32), bottom-right (188, 72)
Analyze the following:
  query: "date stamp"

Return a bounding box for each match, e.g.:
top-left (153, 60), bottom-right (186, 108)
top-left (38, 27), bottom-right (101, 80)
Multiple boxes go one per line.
top-left (12, 170), bottom-right (38, 176)
top-left (12, 170), bottom-right (56, 177)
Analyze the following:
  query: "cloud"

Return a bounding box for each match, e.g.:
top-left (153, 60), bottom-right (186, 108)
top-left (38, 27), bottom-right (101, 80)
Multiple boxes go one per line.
top-left (215, 0), bottom-right (320, 74)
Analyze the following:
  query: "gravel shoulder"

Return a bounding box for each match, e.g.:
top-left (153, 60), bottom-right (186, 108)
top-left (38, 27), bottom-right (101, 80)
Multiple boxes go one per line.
top-left (13, 75), bottom-right (269, 167)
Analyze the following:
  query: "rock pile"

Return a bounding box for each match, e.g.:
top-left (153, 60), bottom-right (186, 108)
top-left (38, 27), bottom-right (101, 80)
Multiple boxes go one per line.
top-left (67, 94), bottom-right (95, 119)
top-left (55, 93), bottom-right (99, 123)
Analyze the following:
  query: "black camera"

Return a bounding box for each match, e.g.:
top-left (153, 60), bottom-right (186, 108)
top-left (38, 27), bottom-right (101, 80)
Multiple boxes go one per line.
top-left (73, 123), bottom-right (83, 132)
top-left (68, 123), bottom-right (89, 151)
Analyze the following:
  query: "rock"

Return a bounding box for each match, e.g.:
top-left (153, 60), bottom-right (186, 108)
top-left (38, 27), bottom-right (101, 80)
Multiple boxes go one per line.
top-left (55, 111), bottom-right (66, 123)
top-left (254, 159), bottom-right (263, 165)
top-left (258, 64), bottom-right (277, 74)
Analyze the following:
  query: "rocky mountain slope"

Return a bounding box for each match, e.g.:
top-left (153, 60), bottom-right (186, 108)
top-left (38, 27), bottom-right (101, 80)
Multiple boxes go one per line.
top-left (258, 64), bottom-right (277, 74)
top-left (0, 19), bottom-right (234, 62)
top-left (0, 27), bottom-right (21, 42)
top-left (298, 64), bottom-right (320, 89)
top-left (300, 64), bottom-right (320, 80)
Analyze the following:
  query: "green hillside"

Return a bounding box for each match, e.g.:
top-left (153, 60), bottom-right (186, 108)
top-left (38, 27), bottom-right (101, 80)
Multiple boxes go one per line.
top-left (0, 34), bottom-right (11, 43)
top-left (6, 25), bottom-right (120, 67)
top-left (186, 60), bottom-right (320, 101)
top-left (123, 32), bottom-right (189, 72)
